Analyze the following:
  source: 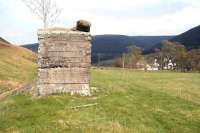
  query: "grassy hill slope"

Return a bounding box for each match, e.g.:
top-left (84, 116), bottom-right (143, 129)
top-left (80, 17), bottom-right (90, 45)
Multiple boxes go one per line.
top-left (0, 69), bottom-right (199, 132)
top-left (0, 42), bottom-right (37, 94)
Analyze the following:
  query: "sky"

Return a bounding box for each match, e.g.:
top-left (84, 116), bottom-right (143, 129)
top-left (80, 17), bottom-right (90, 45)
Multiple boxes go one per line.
top-left (0, 0), bottom-right (200, 45)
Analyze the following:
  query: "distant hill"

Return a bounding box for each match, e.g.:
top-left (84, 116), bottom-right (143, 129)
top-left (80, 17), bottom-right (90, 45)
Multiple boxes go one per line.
top-left (22, 43), bottom-right (38, 53)
top-left (0, 37), bottom-right (37, 94)
top-left (150, 25), bottom-right (200, 52)
top-left (91, 35), bottom-right (173, 63)
top-left (22, 35), bottom-right (173, 63)
top-left (171, 25), bottom-right (200, 49)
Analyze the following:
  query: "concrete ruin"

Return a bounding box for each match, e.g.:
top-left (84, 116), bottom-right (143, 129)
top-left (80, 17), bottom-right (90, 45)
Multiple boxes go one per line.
top-left (37, 24), bottom-right (91, 96)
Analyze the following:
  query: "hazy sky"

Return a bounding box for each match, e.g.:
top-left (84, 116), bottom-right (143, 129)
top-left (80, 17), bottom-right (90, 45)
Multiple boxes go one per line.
top-left (0, 0), bottom-right (200, 44)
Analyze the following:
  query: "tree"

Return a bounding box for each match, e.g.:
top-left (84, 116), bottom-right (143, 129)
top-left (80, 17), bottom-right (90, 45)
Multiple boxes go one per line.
top-left (173, 43), bottom-right (187, 71)
top-left (188, 49), bottom-right (200, 72)
top-left (113, 45), bottom-right (143, 69)
top-left (160, 41), bottom-right (176, 69)
top-left (126, 45), bottom-right (143, 68)
top-left (22, 0), bottom-right (62, 28)
top-left (114, 57), bottom-right (123, 67)
top-left (155, 41), bottom-right (187, 71)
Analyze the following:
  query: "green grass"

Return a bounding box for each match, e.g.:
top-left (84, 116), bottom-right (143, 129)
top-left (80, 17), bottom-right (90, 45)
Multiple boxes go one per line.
top-left (0, 69), bottom-right (200, 133)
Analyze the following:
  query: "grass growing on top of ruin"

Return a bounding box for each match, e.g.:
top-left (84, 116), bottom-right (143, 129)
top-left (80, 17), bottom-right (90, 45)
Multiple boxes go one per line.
top-left (0, 69), bottom-right (200, 133)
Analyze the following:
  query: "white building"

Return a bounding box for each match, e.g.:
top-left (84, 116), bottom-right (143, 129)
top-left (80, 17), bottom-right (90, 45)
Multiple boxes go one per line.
top-left (146, 59), bottom-right (160, 71)
top-left (167, 60), bottom-right (173, 69)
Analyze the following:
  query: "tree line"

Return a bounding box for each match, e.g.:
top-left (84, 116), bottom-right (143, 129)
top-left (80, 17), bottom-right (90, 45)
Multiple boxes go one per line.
top-left (114, 41), bottom-right (200, 72)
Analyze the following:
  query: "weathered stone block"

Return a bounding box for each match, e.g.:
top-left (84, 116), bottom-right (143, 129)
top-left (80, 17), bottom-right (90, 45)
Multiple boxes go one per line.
top-left (38, 83), bottom-right (90, 96)
top-left (38, 68), bottom-right (89, 84)
top-left (37, 28), bottom-right (91, 96)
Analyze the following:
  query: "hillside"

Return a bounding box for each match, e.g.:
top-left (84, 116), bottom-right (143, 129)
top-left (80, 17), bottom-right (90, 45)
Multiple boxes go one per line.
top-left (0, 38), bottom-right (37, 94)
top-left (22, 35), bottom-right (173, 63)
top-left (92, 35), bottom-right (173, 62)
top-left (150, 25), bottom-right (200, 52)
top-left (22, 43), bottom-right (38, 53)
top-left (0, 69), bottom-right (200, 132)
top-left (171, 25), bottom-right (200, 49)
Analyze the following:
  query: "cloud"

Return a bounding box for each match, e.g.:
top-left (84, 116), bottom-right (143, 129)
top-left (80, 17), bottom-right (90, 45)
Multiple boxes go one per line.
top-left (0, 0), bottom-right (200, 44)
top-left (56, 0), bottom-right (200, 35)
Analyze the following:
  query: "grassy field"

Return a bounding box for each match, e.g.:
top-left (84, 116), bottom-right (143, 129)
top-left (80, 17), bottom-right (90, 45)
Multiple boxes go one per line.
top-left (0, 69), bottom-right (200, 133)
top-left (0, 43), bottom-right (37, 94)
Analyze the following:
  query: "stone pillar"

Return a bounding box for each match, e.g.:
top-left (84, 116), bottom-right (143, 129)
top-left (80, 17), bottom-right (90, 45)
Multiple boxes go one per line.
top-left (37, 28), bottom-right (91, 96)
